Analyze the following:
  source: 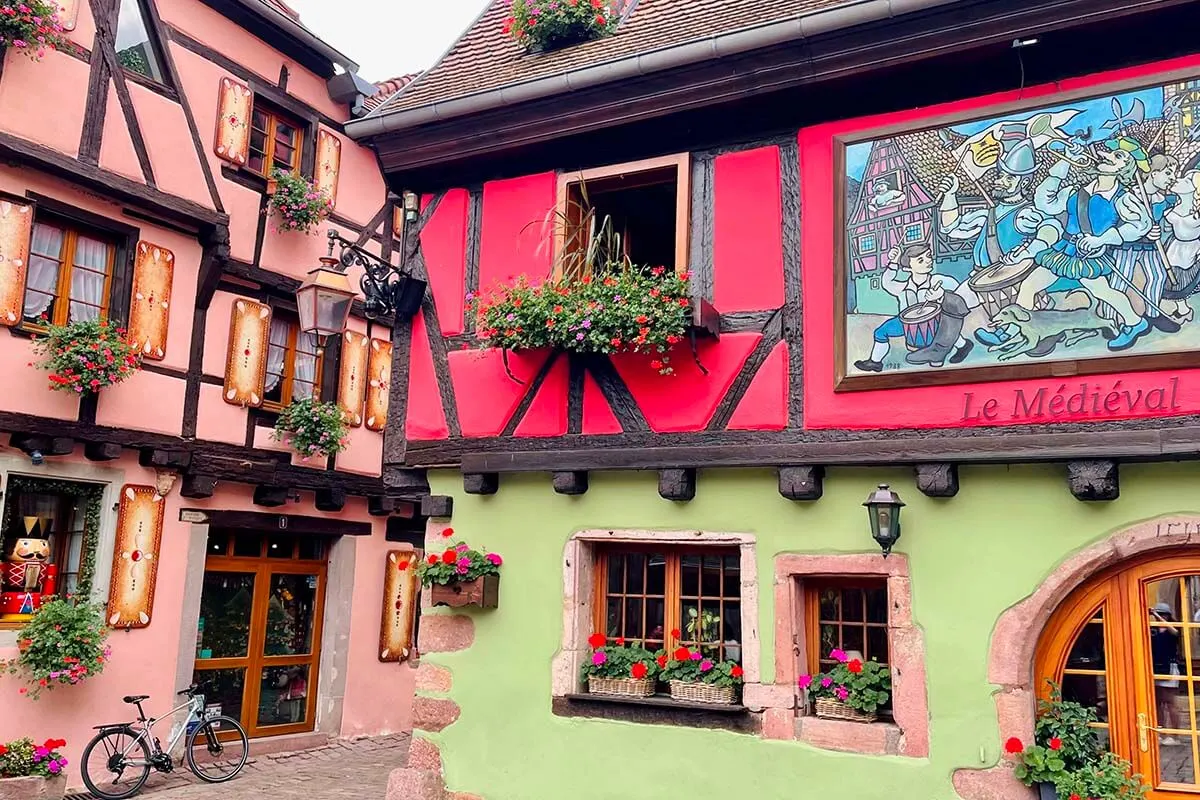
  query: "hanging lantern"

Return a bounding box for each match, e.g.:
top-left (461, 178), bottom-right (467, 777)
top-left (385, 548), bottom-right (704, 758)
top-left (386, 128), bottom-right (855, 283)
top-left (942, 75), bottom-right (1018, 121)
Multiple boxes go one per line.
top-left (296, 256), bottom-right (355, 345)
top-left (863, 483), bottom-right (904, 557)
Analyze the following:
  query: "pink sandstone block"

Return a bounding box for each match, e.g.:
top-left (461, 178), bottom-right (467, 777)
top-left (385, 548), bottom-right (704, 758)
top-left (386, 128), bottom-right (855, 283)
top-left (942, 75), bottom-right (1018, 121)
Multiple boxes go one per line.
top-left (412, 697), bottom-right (461, 733)
top-left (418, 615), bottom-right (475, 653)
top-left (797, 716), bottom-right (894, 755)
top-left (761, 707), bottom-right (795, 740)
top-left (415, 663), bottom-right (453, 694)
top-left (953, 765), bottom-right (1036, 800)
top-left (742, 683), bottom-right (796, 711)
top-left (447, 794), bottom-right (485, 800)
top-left (408, 737), bottom-right (443, 773)
top-left (386, 767), bottom-right (446, 800)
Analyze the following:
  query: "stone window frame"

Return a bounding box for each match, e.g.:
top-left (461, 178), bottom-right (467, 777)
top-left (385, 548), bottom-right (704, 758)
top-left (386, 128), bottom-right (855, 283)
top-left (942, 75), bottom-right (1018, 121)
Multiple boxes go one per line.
top-left (552, 528), bottom-right (760, 698)
top-left (769, 553), bottom-right (929, 757)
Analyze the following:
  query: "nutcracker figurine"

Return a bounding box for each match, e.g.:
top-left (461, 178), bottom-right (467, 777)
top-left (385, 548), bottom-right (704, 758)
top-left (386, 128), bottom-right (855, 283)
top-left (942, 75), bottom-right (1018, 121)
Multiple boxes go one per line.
top-left (0, 516), bottom-right (58, 621)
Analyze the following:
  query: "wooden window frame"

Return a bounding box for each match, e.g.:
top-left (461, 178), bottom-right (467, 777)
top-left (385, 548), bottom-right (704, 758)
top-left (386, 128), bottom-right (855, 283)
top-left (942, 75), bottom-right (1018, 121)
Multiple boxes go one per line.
top-left (804, 577), bottom-right (890, 676)
top-left (554, 153), bottom-right (691, 280)
top-left (591, 543), bottom-right (740, 658)
top-left (19, 215), bottom-right (121, 333)
top-left (247, 101), bottom-right (306, 179)
top-left (114, 0), bottom-right (174, 96)
top-left (261, 315), bottom-right (325, 413)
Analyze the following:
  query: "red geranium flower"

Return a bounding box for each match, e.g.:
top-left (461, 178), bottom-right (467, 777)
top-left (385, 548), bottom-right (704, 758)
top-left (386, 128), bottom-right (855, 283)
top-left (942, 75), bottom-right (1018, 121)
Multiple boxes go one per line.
top-left (670, 628), bottom-right (681, 639)
top-left (427, 555), bottom-right (438, 565)
top-left (616, 636), bottom-right (625, 645)
top-left (630, 662), bottom-right (648, 679)
top-left (731, 665), bottom-right (744, 678)
top-left (1004, 737), bottom-right (1024, 755)
top-left (442, 549), bottom-right (457, 564)
top-left (0, 744), bottom-right (6, 755)
top-left (847, 659), bottom-right (863, 674)
top-left (587, 633), bottom-right (606, 648)
top-left (441, 527), bottom-right (455, 538)
top-left (656, 654), bottom-right (668, 668)
top-left (673, 646), bottom-right (690, 661)
top-left (1048, 737), bottom-right (1062, 751)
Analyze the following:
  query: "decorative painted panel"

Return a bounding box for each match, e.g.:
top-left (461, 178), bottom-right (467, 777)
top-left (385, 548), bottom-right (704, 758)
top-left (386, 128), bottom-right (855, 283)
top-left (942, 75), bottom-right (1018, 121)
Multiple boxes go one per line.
top-left (127, 241), bottom-right (174, 360)
top-left (0, 198), bottom-right (33, 327)
top-left (379, 550), bottom-right (420, 662)
top-left (838, 73), bottom-right (1200, 391)
top-left (223, 299), bottom-right (271, 407)
top-left (338, 330), bottom-right (368, 427)
top-left (106, 485), bottom-right (165, 629)
top-left (213, 78), bottom-right (253, 167)
top-left (365, 338), bottom-right (392, 432)
top-left (52, 0), bottom-right (78, 31)
top-left (315, 130), bottom-right (342, 207)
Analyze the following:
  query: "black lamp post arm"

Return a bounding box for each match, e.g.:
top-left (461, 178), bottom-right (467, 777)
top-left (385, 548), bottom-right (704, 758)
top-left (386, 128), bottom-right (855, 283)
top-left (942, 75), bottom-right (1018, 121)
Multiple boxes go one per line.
top-left (325, 229), bottom-right (405, 319)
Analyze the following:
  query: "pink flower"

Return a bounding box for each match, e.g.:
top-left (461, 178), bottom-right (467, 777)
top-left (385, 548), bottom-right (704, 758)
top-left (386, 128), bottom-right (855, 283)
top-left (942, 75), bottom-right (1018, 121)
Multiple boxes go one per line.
top-left (699, 660), bottom-right (714, 672)
top-left (830, 648), bottom-right (848, 663)
top-left (820, 676), bottom-right (833, 688)
top-left (592, 651), bottom-right (607, 666)
top-left (455, 543), bottom-right (469, 553)
top-left (457, 557), bottom-right (470, 568)
top-left (834, 685), bottom-right (849, 701)
top-left (486, 553), bottom-right (503, 566)
top-left (797, 674), bottom-right (813, 689)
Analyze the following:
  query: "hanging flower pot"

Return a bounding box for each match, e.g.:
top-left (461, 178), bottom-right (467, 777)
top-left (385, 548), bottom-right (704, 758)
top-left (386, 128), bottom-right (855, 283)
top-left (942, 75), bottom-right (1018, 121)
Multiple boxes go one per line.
top-left (2, 599), bottom-right (110, 700)
top-left (0, 1), bottom-right (70, 61)
top-left (417, 542), bottom-right (502, 609)
top-left (797, 649), bottom-right (891, 723)
top-left (271, 398), bottom-right (349, 461)
top-left (266, 168), bottom-right (332, 234)
top-left (31, 318), bottom-right (141, 395)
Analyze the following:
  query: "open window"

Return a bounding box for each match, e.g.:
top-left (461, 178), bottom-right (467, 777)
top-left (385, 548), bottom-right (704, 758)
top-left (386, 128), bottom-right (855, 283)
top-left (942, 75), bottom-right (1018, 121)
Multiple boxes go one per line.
top-left (247, 103), bottom-right (305, 178)
top-left (555, 154), bottom-right (690, 279)
top-left (262, 314), bottom-right (324, 411)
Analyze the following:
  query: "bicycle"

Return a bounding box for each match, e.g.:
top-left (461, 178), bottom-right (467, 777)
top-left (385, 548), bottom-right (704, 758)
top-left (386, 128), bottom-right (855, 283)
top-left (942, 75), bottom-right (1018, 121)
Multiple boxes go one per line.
top-left (80, 680), bottom-right (249, 799)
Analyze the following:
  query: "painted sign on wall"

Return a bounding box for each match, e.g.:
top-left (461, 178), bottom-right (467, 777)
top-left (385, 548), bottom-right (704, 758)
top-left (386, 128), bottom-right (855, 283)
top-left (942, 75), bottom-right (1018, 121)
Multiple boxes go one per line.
top-left (839, 74), bottom-right (1200, 389)
top-left (107, 485), bottom-right (165, 629)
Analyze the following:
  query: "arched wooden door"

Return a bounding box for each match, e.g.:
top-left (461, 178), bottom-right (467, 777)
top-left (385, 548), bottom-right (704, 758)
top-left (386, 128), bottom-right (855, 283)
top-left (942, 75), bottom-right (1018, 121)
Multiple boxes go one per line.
top-left (1037, 552), bottom-right (1200, 797)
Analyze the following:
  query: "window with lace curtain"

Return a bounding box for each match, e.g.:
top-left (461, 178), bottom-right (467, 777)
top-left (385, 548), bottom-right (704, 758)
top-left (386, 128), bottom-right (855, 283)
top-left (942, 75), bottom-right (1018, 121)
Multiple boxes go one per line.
top-left (0, 479), bottom-right (92, 600)
top-left (263, 315), bottom-right (323, 411)
top-left (21, 220), bottom-right (116, 329)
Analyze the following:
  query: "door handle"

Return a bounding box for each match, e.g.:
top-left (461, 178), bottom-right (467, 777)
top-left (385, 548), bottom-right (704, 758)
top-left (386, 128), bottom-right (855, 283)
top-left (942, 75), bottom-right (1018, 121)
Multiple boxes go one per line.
top-left (1138, 712), bottom-right (1166, 752)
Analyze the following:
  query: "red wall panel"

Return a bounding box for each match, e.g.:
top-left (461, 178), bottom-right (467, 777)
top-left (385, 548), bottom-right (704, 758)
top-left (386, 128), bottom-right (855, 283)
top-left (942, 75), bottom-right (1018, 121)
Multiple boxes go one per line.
top-left (582, 373), bottom-right (623, 435)
top-left (478, 173), bottom-right (556, 291)
top-left (514, 356), bottom-right (569, 437)
top-left (420, 189), bottom-right (469, 335)
top-left (712, 147), bottom-right (785, 313)
top-left (448, 348), bottom-right (550, 437)
top-left (728, 341), bottom-right (788, 431)
top-left (405, 311), bottom-right (448, 440)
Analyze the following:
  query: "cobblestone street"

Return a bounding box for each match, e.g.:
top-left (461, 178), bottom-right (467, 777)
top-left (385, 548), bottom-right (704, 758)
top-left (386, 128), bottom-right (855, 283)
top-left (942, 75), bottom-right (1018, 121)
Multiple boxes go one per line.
top-left (71, 734), bottom-right (410, 800)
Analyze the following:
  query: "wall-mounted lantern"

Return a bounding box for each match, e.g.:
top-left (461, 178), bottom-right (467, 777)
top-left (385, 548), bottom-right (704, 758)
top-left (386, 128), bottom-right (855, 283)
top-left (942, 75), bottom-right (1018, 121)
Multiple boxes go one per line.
top-left (296, 252), bottom-right (356, 346)
top-left (317, 228), bottom-right (427, 323)
top-left (402, 191), bottom-right (419, 223)
top-left (863, 483), bottom-right (904, 557)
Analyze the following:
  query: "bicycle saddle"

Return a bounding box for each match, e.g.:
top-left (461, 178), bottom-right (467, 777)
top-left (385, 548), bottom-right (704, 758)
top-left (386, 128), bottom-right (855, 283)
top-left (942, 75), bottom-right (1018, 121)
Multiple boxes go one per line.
top-left (122, 695), bottom-right (149, 704)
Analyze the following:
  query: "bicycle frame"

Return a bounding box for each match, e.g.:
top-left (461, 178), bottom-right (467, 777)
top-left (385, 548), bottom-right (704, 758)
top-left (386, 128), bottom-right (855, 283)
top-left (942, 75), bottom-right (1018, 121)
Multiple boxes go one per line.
top-left (114, 694), bottom-right (208, 767)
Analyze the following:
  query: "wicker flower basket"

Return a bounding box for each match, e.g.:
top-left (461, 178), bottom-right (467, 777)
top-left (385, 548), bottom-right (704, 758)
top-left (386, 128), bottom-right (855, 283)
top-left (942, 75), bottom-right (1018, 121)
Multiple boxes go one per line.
top-left (668, 680), bottom-right (737, 705)
top-left (587, 676), bottom-right (655, 698)
top-left (814, 697), bottom-right (877, 723)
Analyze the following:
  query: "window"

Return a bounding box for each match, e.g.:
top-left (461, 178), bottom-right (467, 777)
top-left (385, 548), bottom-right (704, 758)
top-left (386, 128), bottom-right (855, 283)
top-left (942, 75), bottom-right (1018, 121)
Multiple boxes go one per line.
top-left (247, 106), bottom-right (304, 177)
top-left (904, 223), bottom-right (923, 243)
top-left (115, 0), bottom-right (166, 83)
top-left (807, 580), bottom-right (890, 674)
top-left (22, 220), bottom-right (116, 328)
top-left (556, 154), bottom-right (690, 278)
top-left (858, 234), bottom-right (877, 254)
top-left (263, 316), bottom-right (323, 410)
top-left (0, 479), bottom-right (97, 600)
top-left (594, 547), bottom-right (741, 662)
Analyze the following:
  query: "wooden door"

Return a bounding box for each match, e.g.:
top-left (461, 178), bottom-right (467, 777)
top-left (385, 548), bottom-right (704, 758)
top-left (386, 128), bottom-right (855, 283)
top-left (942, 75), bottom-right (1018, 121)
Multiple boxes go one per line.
top-left (192, 530), bottom-right (328, 739)
top-left (1037, 552), bottom-right (1200, 798)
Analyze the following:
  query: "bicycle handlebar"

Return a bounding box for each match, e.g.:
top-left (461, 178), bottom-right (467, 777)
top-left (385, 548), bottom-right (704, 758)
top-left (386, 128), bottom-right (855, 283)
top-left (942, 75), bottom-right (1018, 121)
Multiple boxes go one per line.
top-left (177, 679), bottom-right (213, 697)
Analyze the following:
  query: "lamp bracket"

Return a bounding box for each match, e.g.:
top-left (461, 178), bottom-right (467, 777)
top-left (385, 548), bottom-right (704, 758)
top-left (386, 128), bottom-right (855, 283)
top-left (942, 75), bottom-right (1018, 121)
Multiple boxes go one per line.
top-left (326, 229), bottom-right (408, 320)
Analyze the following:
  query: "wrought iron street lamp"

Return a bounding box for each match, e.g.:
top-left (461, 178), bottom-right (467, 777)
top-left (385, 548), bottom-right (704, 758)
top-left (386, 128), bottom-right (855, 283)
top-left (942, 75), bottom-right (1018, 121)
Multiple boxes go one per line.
top-left (863, 483), bottom-right (904, 557)
top-left (315, 228), bottom-right (427, 324)
top-left (296, 252), bottom-right (356, 346)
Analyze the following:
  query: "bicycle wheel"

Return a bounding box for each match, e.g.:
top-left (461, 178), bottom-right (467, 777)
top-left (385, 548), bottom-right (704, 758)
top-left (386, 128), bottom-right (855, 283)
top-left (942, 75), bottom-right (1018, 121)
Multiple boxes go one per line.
top-left (80, 728), bottom-right (152, 800)
top-left (186, 715), bottom-right (249, 782)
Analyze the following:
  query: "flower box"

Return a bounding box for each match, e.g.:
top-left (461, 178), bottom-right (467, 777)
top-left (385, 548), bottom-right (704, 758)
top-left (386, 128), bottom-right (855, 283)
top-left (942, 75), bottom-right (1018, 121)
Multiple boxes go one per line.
top-left (0, 775), bottom-right (65, 800)
top-left (587, 676), bottom-right (654, 698)
top-left (1036, 783), bottom-right (1058, 800)
top-left (428, 575), bottom-right (500, 609)
top-left (668, 680), bottom-right (737, 705)
top-left (813, 697), bottom-right (877, 724)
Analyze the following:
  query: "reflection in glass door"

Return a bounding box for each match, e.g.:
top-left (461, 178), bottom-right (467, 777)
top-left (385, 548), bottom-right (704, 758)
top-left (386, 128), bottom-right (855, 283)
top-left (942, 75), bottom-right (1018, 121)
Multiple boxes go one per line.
top-left (193, 530), bottom-right (327, 738)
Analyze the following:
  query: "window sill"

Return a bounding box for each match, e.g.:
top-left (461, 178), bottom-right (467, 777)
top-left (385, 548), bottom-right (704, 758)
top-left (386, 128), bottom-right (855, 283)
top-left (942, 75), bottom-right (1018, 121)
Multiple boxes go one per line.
top-left (795, 714), bottom-right (904, 756)
top-left (221, 165), bottom-right (269, 194)
top-left (121, 68), bottom-right (178, 102)
top-left (554, 693), bottom-right (755, 734)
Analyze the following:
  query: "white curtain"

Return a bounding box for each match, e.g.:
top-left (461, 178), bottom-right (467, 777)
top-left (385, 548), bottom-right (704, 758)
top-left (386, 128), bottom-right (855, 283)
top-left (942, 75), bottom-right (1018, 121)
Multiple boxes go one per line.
top-left (68, 235), bottom-right (109, 322)
top-left (23, 224), bottom-right (64, 320)
top-left (291, 332), bottom-right (318, 401)
top-left (264, 319), bottom-right (289, 394)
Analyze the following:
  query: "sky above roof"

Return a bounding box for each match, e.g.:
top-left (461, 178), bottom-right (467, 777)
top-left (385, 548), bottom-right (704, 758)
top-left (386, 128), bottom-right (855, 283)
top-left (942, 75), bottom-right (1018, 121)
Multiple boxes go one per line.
top-left (287, 0), bottom-right (489, 82)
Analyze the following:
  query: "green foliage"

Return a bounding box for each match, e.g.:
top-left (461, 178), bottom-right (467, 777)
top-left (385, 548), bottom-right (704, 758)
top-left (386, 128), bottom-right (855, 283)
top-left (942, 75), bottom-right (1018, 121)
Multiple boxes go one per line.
top-left (580, 639), bottom-right (659, 681)
top-left (799, 650), bottom-right (892, 715)
top-left (2, 598), bottom-right (109, 699)
top-left (1053, 752), bottom-right (1148, 800)
top-left (660, 645), bottom-right (744, 688)
top-left (0, 736), bottom-right (68, 778)
top-left (1033, 686), bottom-right (1105, 772)
top-left (1012, 743), bottom-right (1070, 787)
top-left (31, 317), bottom-right (141, 394)
top-left (416, 542), bottom-right (502, 587)
top-left (503, 0), bottom-right (620, 51)
top-left (685, 607), bottom-right (721, 644)
top-left (272, 397), bottom-right (349, 459)
top-left (0, 0), bottom-right (69, 60)
top-left (267, 168), bottom-right (332, 234)
top-left (471, 267), bottom-right (691, 374)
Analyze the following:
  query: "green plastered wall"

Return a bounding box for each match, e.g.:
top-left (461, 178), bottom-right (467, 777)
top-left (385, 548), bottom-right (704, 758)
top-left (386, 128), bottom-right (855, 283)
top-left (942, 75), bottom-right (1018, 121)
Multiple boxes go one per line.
top-left (420, 462), bottom-right (1200, 800)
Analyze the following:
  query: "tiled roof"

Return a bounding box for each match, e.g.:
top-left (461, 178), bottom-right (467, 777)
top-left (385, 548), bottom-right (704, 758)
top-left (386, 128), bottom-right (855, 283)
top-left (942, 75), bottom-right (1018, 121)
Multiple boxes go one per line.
top-left (365, 74), bottom-right (420, 112)
top-left (373, 0), bottom-right (860, 116)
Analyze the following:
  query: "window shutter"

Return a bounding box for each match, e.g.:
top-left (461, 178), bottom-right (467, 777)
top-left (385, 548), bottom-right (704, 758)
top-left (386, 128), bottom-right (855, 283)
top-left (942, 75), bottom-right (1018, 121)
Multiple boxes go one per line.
top-left (223, 299), bottom-right (271, 407)
top-left (0, 198), bottom-right (33, 327)
top-left (127, 241), bottom-right (174, 361)
top-left (106, 485), bottom-right (165, 629)
top-left (365, 338), bottom-right (392, 432)
top-left (315, 130), bottom-right (342, 207)
top-left (380, 549), bottom-right (420, 662)
top-left (338, 330), bottom-right (368, 427)
top-left (214, 77), bottom-right (253, 167)
top-left (53, 0), bottom-right (79, 31)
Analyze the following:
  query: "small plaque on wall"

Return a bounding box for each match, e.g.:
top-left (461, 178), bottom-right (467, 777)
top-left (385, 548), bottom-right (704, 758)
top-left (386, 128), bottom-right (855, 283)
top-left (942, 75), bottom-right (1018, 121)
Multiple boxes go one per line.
top-left (379, 550), bottom-right (420, 662)
top-left (107, 485), bottom-right (165, 629)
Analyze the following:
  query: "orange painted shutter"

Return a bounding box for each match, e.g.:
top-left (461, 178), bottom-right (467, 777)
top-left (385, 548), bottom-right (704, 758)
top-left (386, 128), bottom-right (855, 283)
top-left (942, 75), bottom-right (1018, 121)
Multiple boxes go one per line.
top-left (223, 299), bottom-right (271, 407)
top-left (214, 78), bottom-right (253, 166)
top-left (106, 485), bottom-right (165, 629)
top-left (315, 130), bottom-right (342, 207)
top-left (53, 0), bottom-right (79, 31)
top-left (127, 241), bottom-right (174, 361)
top-left (0, 198), bottom-right (32, 327)
top-left (365, 338), bottom-right (392, 432)
top-left (338, 331), bottom-right (368, 427)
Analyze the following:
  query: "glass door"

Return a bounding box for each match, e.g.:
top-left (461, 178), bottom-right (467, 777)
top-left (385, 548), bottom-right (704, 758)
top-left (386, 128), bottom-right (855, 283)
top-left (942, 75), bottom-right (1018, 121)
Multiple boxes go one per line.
top-left (193, 531), bottom-right (327, 738)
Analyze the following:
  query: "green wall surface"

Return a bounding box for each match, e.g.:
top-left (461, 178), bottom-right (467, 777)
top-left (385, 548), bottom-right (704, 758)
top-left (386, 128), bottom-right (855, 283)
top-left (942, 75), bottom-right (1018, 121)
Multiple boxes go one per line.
top-left (420, 463), bottom-right (1200, 800)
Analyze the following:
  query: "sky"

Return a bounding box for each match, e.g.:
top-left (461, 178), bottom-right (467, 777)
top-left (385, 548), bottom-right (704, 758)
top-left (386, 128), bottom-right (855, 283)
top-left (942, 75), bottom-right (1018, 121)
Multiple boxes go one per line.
top-left (287, 0), bottom-right (491, 82)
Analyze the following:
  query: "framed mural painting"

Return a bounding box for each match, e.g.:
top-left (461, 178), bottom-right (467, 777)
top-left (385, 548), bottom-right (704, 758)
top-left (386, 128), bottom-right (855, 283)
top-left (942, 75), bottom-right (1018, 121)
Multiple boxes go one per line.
top-left (834, 69), bottom-right (1200, 391)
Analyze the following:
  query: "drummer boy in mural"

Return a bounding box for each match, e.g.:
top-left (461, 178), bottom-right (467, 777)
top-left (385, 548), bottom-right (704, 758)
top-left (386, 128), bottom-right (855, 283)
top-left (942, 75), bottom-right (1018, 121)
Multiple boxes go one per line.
top-left (853, 243), bottom-right (972, 372)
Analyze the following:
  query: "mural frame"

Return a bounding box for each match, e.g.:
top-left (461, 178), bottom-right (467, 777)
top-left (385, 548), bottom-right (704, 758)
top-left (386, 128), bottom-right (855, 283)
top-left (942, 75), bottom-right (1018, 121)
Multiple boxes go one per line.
top-left (834, 65), bottom-right (1200, 392)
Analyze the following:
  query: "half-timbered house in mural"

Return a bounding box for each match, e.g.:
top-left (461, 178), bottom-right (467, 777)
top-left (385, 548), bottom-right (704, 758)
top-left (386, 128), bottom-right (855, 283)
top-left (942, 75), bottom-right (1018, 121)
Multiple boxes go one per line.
top-left (0, 0), bottom-right (425, 775)
top-left (346, 0), bottom-right (1200, 799)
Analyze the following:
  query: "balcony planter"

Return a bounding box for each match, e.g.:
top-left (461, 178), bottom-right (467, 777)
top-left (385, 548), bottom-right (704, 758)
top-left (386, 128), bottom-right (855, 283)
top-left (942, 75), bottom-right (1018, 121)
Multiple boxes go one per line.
top-left (418, 541), bottom-right (502, 610)
top-left (265, 177), bottom-right (279, 195)
top-left (660, 646), bottom-right (743, 705)
top-left (668, 680), bottom-right (737, 705)
top-left (271, 398), bottom-right (349, 461)
top-left (0, 775), bottom-right (66, 800)
top-left (580, 638), bottom-right (659, 697)
top-left (266, 168), bottom-right (331, 234)
top-left (31, 318), bottom-right (141, 395)
top-left (798, 649), bottom-right (891, 724)
top-left (1036, 783), bottom-right (1058, 800)
top-left (0, 737), bottom-right (69, 800)
top-left (0, 1), bottom-right (70, 62)
top-left (428, 574), bottom-right (500, 609)
top-left (505, 0), bottom-right (619, 54)
top-left (813, 697), bottom-right (876, 723)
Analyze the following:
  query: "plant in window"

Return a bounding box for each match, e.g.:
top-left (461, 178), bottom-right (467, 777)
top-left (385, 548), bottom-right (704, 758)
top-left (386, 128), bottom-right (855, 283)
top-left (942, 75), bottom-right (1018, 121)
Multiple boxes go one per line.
top-left (504, 0), bottom-right (620, 52)
top-left (2, 597), bottom-right (110, 700)
top-left (31, 317), bottom-right (141, 394)
top-left (0, 0), bottom-right (69, 60)
top-left (271, 397), bottom-right (349, 460)
top-left (266, 168), bottom-right (332, 234)
top-left (580, 635), bottom-right (659, 697)
top-left (416, 541), bottom-right (502, 609)
top-left (659, 644), bottom-right (743, 704)
top-left (799, 648), bottom-right (891, 722)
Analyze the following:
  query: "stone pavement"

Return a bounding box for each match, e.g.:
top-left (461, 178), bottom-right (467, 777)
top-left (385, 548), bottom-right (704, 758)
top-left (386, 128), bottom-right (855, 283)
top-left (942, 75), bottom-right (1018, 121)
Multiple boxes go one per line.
top-left (75, 733), bottom-right (411, 800)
